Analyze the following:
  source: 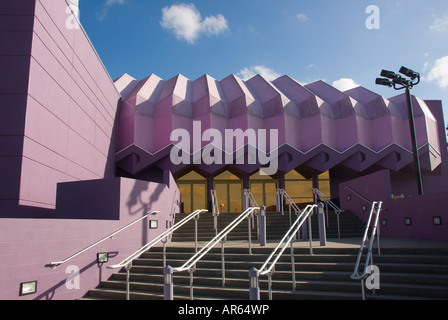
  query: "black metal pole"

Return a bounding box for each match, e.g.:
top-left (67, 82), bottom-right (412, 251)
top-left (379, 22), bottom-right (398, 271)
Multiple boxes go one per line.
top-left (405, 87), bottom-right (424, 195)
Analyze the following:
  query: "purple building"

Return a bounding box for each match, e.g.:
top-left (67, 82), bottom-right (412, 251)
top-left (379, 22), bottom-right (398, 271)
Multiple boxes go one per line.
top-left (1, 0), bottom-right (447, 300)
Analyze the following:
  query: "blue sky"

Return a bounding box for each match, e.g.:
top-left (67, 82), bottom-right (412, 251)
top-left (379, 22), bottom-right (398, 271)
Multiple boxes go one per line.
top-left (78, 0), bottom-right (448, 123)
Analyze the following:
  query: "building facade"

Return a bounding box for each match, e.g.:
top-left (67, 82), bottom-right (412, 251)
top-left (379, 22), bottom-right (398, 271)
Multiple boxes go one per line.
top-left (1, 0), bottom-right (447, 300)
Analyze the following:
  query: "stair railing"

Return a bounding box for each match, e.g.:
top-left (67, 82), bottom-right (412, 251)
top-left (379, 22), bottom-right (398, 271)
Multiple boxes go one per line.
top-left (351, 201), bottom-right (383, 300)
top-left (312, 188), bottom-right (344, 238)
top-left (249, 205), bottom-right (317, 300)
top-left (244, 188), bottom-right (260, 234)
top-left (244, 188), bottom-right (258, 208)
top-left (107, 209), bottom-right (208, 300)
top-left (48, 211), bottom-right (160, 269)
top-left (211, 189), bottom-right (220, 235)
top-left (164, 206), bottom-right (260, 300)
top-left (276, 188), bottom-right (302, 227)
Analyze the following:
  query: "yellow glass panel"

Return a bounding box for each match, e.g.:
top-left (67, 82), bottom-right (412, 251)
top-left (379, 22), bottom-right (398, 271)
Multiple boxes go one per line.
top-left (178, 171), bottom-right (205, 181)
top-left (215, 170), bottom-right (240, 181)
top-left (250, 171), bottom-right (274, 180)
top-left (229, 183), bottom-right (243, 212)
top-left (214, 170), bottom-right (243, 212)
top-left (319, 171), bottom-right (330, 180)
top-left (285, 170), bottom-right (307, 180)
top-left (250, 182), bottom-right (264, 207)
top-left (285, 180), bottom-right (313, 202)
top-left (317, 180), bottom-right (331, 199)
top-left (192, 183), bottom-right (206, 211)
top-left (178, 184), bottom-right (192, 213)
top-left (264, 182), bottom-right (277, 209)
top-left (214, 183), bottom-right (228, 211)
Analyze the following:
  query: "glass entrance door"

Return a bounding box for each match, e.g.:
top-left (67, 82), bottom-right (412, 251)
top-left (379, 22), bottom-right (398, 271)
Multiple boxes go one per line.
top-left (177, 171), bottom-right (206, 213)
top-left (214, 171), bottom-right (243, 213)
top-left (250, 172), bottom-right (278, 211)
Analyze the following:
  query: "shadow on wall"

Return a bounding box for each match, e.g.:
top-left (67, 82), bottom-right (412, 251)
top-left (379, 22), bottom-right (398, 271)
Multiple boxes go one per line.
top-left (126, 181), bottom-right (166, 246)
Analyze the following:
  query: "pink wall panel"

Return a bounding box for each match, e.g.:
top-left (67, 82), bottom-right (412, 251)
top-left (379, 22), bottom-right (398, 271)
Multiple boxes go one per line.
top-left (15, 0), bottom-right (120, 208)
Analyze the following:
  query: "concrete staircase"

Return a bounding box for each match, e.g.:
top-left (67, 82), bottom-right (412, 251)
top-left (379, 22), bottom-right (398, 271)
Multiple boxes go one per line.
top-left (81, 210), bottom-right (448, 300)
top-left (83, 245), bottom-right (448, 300)
top-left (170, 210), bottom-right (366, 242)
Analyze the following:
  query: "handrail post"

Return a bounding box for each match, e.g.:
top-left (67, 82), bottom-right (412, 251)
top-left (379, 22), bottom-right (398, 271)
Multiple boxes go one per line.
top-left (317, 202), bottom-right (327, 247)
top-left (221, 237), bottom-right (226, 287)
top-left (259, 205), bottom-right (267, 247)
top-left (194, 213), bottom-right (200, 253)
top-left (189, 267), bottom-right (195, 300)
top-left (248, 213), bottom-right (252, 255)
top-left (162, 237), bottom-right (168, 267)
top-left (164, 265), bottom-right (174, 300)
top-left (337, 212), bottom-right (341, 239)
top-left (249, 268), bottom-right (260, 300)
top-left (290, 240), bottom-right (296, 291)
top-left (377, 216), bottom-right (381, 256)
top-left (308, 211), bottom-right (313, 255)
top-left (125, 262), bottom-right (132, 300)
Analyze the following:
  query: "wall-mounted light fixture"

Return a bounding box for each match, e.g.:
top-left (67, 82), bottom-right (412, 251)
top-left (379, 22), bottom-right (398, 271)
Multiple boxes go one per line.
top-left (149, 220), bottom-right (158, 229)
top-left (433, 216), bottom-right (442, 226)
top-left (381, 219), bottom-right (388, 227)
top-left (97, 252), bottom-right (109, 264)
top-left (19, 281), bottom-right (37, 296)
top-left (362, 205), bottom-right (367, 212)
top-left (404, 217), bottom-right (412, 226)
top-left (346, 195), bottom-right (351, 201)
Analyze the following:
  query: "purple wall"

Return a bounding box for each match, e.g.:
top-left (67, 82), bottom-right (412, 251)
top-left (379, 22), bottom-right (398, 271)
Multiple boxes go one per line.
top-left (340, 169), bottom-right (448, 242)
top-left (1, 0), bottom-right (120, 211)
top-left (0, 0), bottom-right (181, 300)
top-left (0, 1), bottom-right (35, 212)
top-left (0, 174), bottom-right (179, 300)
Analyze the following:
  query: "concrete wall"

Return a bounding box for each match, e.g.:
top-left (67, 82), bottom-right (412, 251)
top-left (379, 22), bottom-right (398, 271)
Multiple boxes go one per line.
top-left (340, 169), bottom-right (448, 242)
top-left (0, 0), bottom-right (120, 212)
top-left (0, 175), bottom-right (180, 300)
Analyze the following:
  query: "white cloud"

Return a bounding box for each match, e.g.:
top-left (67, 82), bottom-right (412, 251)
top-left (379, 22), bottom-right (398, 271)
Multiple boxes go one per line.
top-left (97, 0), bottom-right (125, 21)
top-left (425, 56), bottom-right (448, 88)
top-left (332, 78), bottom-right (360, 92)
top-left (430, 14), bottom-right (448, 32)
top-left (160, 3), bottom-right (229, 44)
top-left (297, 13), bottom-right (308, 22)
top-left (237, 66), bottom-right (281, 81)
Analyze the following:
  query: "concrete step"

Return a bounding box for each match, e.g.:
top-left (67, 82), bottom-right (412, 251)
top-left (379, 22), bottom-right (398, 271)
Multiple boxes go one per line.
top-left (83, 243), bottom-right (448, 300)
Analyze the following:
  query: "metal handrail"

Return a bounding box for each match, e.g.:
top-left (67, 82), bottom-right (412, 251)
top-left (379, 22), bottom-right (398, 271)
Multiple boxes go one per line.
top-left (165, 206), bottom-right (260, 300)
top-left (244, 189), bottom-right (259, 231)
top-left (250, 205), bottom-right (317, 300)
top-left (170, 190), bottom-right (179, 217)
top-left (107, 209), bottom-right (207, 300)
top-left (108, 209), bottom-right (208, 270)
top-left (312, 188), bottom-right (344, 238)
top-left (244, 188), bottom-right (258, 208)
top-left (276, 188), bottom-right (302, 227)
top-left (344, 186), bottom-right (373, 206)
top-left (211, 189), bottom-right (219, 216)
top-left (48, 211), bottom-right (160, 269)
top-left (351, 201), bottom-right (383, 300)
top-left (312, 188), bottom-right (343, 214)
